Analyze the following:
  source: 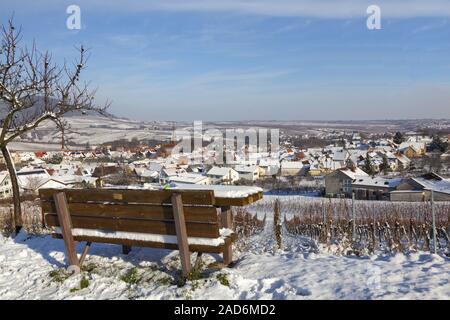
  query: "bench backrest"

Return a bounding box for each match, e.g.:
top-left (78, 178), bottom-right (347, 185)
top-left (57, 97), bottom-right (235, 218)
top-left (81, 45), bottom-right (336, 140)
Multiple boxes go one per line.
top-left (39, 188), bottom-right (221, 238)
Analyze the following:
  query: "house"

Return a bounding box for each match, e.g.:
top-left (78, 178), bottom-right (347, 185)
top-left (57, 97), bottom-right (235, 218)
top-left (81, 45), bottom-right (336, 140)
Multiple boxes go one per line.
top-left (325, 167), bottom-right (369, 198)
top-left (169, 173), bottom-right (210, 185)
top-left (391, 172), bottom-right (450, 201)
top-left (92, 164), bottom-right (120, 178)
top-left (207, 167), bottom-right (239, 185)
top-left (280, 161), bottom-right (303, 176)
top-left (234, 165), bottom-right (260, 181)
top-left (134, 168), bottom-right (159, 182)
top-left (399, 142), bottom-right (425, 158)
top-left (394, 152), bottom-right (411, 170)
top-left (258, 159), bottom-right (280, 176)
top-left (331, 150), bottom-right (350, 169)
top-left (32, 178), bottom-right (67, 192)
top-left (352, 177), bottom-right (402, 200)
top-left (307, 163), bottom-right (323, 177)
top-left (159, 167), bottom-right (187, 185)
top-left (16, 168), bottom-right (66, 194)
top-left (0, 171), bottom-right (12, 199)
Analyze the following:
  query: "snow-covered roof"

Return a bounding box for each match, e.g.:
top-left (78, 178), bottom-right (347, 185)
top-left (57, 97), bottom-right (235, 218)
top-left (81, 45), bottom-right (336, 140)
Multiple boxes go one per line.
top-left (169, 173), bottom-right (209, 184)
top-left (135, 168), bottom-right (159, 178)
top-left (162, 168), bottom-right (186, 177)
top-left (339, 167), bottom-right (369, 179)
top-left (280, 161), bottom-right (303, 169)
top-left (332, 150), bottom-right (348, 162)
top-left (395, 153), bottom-right (410, 164)
top-left (234, 165), bottom-right (258, 173)
top-left (352, 177), bottom-right (402, 189)
top-left (207, 167), bottom-right (235, 177)
top-left (399, 142), bottom-right (424, 152)
top-left (412, 177), bottom-right (450, 195)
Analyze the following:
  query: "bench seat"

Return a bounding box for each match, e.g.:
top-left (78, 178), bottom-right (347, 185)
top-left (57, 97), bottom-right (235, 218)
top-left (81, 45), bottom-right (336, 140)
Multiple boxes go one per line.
top-left (52, 227), bottom-right (237, 253)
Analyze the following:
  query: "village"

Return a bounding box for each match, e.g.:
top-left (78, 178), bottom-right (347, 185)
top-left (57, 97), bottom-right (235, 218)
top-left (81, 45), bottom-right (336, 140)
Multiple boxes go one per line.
top-left (1, 125), bottom-right (449, 202)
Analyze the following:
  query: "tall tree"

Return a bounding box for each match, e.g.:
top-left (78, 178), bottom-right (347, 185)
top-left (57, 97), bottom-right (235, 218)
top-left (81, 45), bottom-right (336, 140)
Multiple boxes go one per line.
top-left (0, 19), bottom-right (109, 231)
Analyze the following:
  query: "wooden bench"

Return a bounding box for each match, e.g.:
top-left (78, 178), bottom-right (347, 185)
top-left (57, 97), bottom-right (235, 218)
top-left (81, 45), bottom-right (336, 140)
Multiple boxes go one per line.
top-left (39, 188), bottom-right (262, 277)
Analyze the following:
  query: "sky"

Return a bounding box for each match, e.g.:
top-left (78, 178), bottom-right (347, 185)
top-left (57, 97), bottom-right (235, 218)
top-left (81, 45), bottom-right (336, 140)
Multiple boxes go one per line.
top-left (1, 0), bottom-right (450, 121)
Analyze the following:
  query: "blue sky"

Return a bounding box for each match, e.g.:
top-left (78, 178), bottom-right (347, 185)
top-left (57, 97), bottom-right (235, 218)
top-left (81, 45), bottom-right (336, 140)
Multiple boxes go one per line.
top-left (1, 0), bottom-right (450, 121)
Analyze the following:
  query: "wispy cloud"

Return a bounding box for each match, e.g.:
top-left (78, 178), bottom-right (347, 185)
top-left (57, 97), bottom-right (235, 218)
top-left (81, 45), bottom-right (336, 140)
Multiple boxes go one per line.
top-left (185, 69), bottom-right (297, 87)
top-left (412, 19), bottom-right (447, 33)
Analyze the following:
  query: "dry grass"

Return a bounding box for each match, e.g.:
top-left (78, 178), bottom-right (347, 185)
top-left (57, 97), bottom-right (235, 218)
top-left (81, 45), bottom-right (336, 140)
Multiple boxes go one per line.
top-left (233, 207), bottom-right (265, 239)
top-left (0, 197), bottom-right (49, 236)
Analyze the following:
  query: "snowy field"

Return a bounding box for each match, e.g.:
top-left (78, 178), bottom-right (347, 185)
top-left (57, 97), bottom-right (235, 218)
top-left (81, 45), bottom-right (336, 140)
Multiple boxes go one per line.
top-left (1, 210), bottom-right (449, 300)
top-left (11, 115), bottom-right (174, 149)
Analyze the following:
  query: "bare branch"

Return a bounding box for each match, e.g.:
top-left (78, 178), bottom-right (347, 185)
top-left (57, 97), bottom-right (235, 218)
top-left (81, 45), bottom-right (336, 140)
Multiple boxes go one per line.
top-left (0, 18), bottom-right (109, 147)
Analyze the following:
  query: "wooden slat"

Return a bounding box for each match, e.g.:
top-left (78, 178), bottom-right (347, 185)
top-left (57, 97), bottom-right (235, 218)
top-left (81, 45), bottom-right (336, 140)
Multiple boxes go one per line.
top-left (45, 214), bottom-right (220, 238)
top-left (171, 193), bottom-right (191, 277)
top-left (53, 193), bottom-right (80, 270)
top-left (52, 234), bottom-right (235, 254)
top-left (220, 207), bottom-right (233, 266)
top-left (39, 188), bottom-right (215, 206)
top-left (215, 197), bottom-right (250, 207)
top-left (41, 202), bottom-right (218, 223)
top-left (215, 191), bottom-right (263, 207)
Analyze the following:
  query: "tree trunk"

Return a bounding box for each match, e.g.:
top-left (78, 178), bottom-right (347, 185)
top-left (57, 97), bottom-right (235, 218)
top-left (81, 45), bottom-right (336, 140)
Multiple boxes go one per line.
top-left (0, 145), bottom-right (22, 232)
top-left (60, 127), bottom-right (66, 150)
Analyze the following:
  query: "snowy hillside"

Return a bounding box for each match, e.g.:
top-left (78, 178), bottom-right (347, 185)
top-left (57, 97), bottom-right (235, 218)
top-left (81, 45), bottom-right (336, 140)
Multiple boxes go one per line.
top-left (8, 115), bottom-right (175, 151)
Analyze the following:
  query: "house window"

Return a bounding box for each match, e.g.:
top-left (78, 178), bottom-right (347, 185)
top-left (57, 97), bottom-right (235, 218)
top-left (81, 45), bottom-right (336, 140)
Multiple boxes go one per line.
top-left (342, 179), bottom-right (352, 193)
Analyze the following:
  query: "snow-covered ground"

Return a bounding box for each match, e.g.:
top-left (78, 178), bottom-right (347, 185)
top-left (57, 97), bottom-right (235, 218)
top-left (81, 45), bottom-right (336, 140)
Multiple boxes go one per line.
top-left (1, 210), bottom-right (449, 300)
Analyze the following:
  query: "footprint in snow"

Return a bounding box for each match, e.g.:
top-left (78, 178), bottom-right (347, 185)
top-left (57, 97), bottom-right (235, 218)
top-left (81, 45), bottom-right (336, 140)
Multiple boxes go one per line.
top-left (264, 278), bottom-right (312, 298)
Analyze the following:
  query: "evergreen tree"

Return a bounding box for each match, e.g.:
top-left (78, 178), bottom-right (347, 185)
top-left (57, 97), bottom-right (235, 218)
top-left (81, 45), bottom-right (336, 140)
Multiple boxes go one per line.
top-left (363, 153), bottom-right (376, 175)
top-left (379, 154), bottom-right (390, 174)
top-left (431, 135), bottom-right (448, 152)
top-left (393, 132), bottom-right (404, 145)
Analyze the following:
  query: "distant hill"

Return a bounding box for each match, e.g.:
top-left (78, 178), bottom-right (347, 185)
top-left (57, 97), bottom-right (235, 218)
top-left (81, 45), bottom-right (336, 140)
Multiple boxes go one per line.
top-left (0, 97), bottom-right (116, 122)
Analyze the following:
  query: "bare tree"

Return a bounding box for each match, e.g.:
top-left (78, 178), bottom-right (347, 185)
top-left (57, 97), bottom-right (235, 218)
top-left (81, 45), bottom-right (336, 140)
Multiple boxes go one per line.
top-left (0, 19), bottom-right (110, 231)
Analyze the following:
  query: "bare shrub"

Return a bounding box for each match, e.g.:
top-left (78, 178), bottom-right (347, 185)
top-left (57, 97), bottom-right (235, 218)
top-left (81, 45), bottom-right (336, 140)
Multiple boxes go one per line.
top-left (0, 198), bottom-right (49, 236)
top-left (233, 207), bottom-right (265, 239)
top-left (0, 206), bottom-right (14, 236)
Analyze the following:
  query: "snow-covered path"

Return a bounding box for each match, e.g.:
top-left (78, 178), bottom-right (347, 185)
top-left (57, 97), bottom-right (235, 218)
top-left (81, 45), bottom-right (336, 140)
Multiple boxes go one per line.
top-left (1, 222), bottom-right (449, 299)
